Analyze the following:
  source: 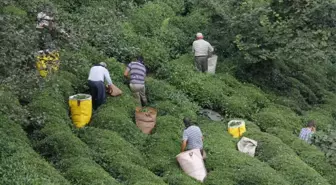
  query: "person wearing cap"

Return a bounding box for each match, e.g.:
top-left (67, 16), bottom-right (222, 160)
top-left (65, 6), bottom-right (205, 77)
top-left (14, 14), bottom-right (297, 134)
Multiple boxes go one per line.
top-left (88, 62), bottom-right (113, 110)
top-left (181, 117), bottom-right (205, 159)
top-left (192, 33), bottom-right (214, 72)
top-left (124, 56), bottom-right (148, 106)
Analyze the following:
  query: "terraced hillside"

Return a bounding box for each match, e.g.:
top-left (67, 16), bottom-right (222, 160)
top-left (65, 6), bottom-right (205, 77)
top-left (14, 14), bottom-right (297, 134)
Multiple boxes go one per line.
top-left (2, 0), bottom-right (336, 185)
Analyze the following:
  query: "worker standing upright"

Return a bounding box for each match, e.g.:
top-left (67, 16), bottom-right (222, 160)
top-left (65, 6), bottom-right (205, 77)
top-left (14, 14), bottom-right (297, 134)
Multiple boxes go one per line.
top-left (192, 33), bottom-right (214, 73)
top-left (124, 56), bottom-right (148, 106)
top-left (88, 62), bottom-right (113, 110)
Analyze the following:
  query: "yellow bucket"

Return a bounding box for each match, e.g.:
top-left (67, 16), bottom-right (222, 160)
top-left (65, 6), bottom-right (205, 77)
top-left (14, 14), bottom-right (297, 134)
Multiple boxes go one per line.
top-left (228, 120), bottom-right (246, 138)
top-left (69, 94), bottom-right (92, 128)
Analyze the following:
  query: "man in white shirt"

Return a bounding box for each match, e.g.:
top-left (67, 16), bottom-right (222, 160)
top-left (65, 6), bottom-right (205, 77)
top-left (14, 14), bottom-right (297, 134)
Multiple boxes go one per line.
top-left (88, 62), bottom-right (113, 110)
top-left (192, 33), bottom-right (214, 72)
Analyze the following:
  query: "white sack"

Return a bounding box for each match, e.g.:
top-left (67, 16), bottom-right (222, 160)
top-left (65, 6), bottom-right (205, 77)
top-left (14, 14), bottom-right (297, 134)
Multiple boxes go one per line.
top-left (237, 137), bottom-right (258, 157)
top-left (207, 55), bottom-right (218, 74)
top-left (176, 149), bottom-right (207, 182)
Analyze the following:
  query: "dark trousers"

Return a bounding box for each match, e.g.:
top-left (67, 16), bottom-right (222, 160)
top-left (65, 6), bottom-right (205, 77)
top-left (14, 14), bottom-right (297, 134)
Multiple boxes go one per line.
top-left (88, 80), bottom-right (106, 110)
top-left (195, 56), bottom-right (208, 72)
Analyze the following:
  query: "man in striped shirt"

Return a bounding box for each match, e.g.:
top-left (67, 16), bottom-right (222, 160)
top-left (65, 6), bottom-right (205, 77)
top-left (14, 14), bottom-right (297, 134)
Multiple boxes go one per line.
top-left (299, 120), bottom-right (316, 144)
top-left (181, 117), bottom-right (205, 158)
top-left (124, 56), bottom-right (147, 106)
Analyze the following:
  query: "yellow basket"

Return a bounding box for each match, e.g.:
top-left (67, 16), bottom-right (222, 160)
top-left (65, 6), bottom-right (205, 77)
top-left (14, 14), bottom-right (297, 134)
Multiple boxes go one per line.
top-left (36, 50), bottom-right (60, 77)
top-left (228, 120), bottom-right (246, 138)
top-left (69, 94), bottom-right (92, 128)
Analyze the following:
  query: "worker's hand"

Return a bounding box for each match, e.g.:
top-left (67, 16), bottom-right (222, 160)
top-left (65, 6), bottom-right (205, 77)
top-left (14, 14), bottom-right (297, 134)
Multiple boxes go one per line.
top-left (108, 85), bottom-right (113, 94)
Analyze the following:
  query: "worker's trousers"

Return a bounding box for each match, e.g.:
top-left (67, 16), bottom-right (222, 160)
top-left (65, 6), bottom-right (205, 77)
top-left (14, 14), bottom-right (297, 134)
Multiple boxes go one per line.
top-left (194, 56), bottom-right (208, 73)
top-left (130, 83), bottom-right (147, 106)
top-left (88, 80), bottom-right (106, 110)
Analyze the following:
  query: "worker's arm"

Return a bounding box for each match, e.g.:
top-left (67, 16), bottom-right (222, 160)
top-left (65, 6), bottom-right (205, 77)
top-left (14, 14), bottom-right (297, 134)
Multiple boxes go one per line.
top-left (124, 67), bottom-right (130, 78)
top-left (103, 68), bottom-right (113, 93)
top-left (181, 140), bottom-right (187, 153)
top-left (209, 44), bottom-right (214, 53)
top-left (192, 42), bottom-right (195, 53)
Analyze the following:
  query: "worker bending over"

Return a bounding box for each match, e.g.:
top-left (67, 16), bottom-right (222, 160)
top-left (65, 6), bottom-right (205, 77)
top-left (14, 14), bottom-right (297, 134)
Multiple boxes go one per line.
top-left (36, 6), bottom-right (69, 50)
top-left (181, 118), bottom-right (205, 158)
top-left (88, 62), bottom-right (113, 110)
top-left (192, 33), bottom-right (214, 72)
top-left (124, 56), bottom-right (147, 106)
top-left (299, 120), bottom-right (316, 144)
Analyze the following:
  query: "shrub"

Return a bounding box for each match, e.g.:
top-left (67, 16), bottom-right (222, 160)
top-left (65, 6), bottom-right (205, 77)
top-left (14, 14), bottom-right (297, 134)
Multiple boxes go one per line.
top-left (251, 104), bottom-right (302, 131)
top-left (128, 2), bottom-right (175, 36)
top-left (28, 81), bottom-right (119, 184)
top-left (0, 115), bottom-right (70, 185)
top-left (245, 130), bottom-right (330, 185)
top-left (313, 129), bottom-right (336, 167)
top-left (199, 121), bottom-right (291, 185)
top-left (146, 77), bottom-right (200, 119)
top-left (144, 116), bottom-right (201, 184)
top-left (59, 157), bottom-right (120, 185)
top-left (91, 98), bottom-right (146, 147)
top-left (267, 127), bottom-right (336, 183)
top-left (302, 108), bottom-right (335, 131)
top-left (78, 127), bottom-right (145, 166)
top-left (144, 116), bottom-right (185, 172)
top-left (0, 88), bottom-right (29, 127)
top-left (156, 55), bottom-right (270, 119)
top-left (268, 154), bottom-right (330, 185)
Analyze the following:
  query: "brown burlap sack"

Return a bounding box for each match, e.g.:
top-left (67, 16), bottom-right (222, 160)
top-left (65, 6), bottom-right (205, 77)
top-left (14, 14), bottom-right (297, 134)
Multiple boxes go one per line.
top-left (135, 107), bottom-right (157, 134)
top-left (106, 84), bottom-right (122, 97)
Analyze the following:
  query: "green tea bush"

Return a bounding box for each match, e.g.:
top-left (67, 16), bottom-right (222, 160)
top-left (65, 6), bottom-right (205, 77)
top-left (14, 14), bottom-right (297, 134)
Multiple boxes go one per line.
top-left (28, 88), bottom-right (69, 124)
top-left (156, 55), bottom-right (270, 119)
top-left (0, 88), bottom-right (29, 126)
top-left (302, 108), bottom-right (335, 131)
top-left (145, 116), bottom-right (185, 172)
top-left (128, 2), bottom-right (175, 36)
top-left (78, 127), bottom-right (145, 166)
top-left (252, 105), bottom-right (302, 131)
top-left (199, 121), bottom-right (291, 185)
top-left (0, 115), bottom-right (70, 185)
top-left (144, 116), bottom-right (201, 184)
top-left (59, 157), bottom-right (120, 185)
top-left (146, 77), bottom-right (200, 119)
top-left (28, 78), bottom-right (119, 184)
top-left (245, 130), bottom-right (330, 185)
top-left (163, 170), bottom-right (203, 185)
top-left (91, 98), bottom-right (146, 147)
top-left (267, 127), bottom-right (336, 183)
top-left (111, 162), bottom-right (167, 185)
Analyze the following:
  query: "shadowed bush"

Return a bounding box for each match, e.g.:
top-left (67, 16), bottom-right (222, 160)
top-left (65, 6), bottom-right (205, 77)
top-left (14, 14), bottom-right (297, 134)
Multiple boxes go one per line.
top-left (0, 115), bottom-right (70, 185)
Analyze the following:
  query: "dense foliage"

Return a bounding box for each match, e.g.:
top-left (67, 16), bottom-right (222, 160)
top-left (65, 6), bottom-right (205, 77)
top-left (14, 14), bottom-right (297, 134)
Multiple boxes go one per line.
top-left (2, 0), bottom-right (336, 185)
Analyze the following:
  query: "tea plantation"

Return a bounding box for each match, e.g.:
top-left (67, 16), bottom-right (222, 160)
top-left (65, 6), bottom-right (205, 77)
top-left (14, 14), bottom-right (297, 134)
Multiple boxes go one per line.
top-left (2, 0), bottom-right (336, 185)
